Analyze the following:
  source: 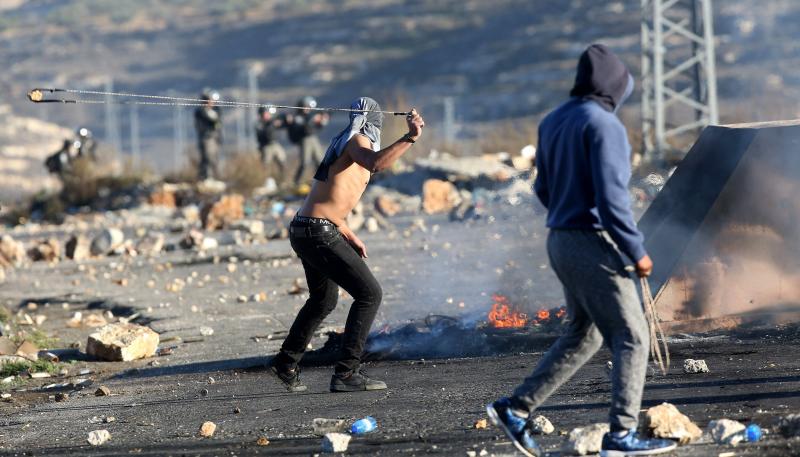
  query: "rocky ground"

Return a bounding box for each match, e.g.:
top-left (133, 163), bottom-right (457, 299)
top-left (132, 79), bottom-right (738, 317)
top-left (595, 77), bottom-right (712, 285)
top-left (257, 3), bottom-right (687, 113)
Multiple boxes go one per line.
top-left (0, 158), bottom-right (798, 455)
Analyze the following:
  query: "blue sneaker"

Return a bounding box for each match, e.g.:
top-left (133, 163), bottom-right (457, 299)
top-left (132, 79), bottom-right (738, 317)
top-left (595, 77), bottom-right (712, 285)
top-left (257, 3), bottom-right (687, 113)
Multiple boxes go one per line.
top-left (600, 429), bottom-right (677, 456)
top-left (486, 398), bottom-right (543, 457)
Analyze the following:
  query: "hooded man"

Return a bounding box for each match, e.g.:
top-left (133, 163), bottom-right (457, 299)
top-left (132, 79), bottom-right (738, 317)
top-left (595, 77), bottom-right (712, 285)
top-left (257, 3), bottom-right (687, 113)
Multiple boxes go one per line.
top-left (269, 97), bottom-right (424, 393)
top-left (486, 45), bottom-right (676, 457)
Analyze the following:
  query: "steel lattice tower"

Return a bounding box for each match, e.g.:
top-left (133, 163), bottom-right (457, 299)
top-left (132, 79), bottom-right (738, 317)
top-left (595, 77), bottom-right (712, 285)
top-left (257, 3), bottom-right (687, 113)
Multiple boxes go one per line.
top-left (641, 0), bottom-right (719, 161)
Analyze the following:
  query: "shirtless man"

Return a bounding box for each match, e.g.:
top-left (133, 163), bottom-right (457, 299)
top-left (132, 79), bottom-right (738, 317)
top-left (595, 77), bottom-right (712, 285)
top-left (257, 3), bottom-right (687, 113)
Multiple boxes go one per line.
top-left (269, 97), bottom-right (424, 392)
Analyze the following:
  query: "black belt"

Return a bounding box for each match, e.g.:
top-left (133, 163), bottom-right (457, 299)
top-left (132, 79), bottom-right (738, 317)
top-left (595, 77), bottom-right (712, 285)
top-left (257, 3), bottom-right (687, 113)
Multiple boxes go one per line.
top-left (290, 224), bottom-right (336, 238)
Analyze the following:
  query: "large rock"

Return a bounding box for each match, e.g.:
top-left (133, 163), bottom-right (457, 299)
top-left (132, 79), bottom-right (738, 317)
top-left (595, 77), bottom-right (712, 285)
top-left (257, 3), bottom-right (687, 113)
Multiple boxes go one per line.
top-left (0, 235), bottom-right (25, 266)
top-left (65, 235), bottom-right (92, 261)
top-left (321, 433), bottom-right (351, 453)
top-left (644, 402), bottom-right (702, 444)
top-left (86, 323), bottom-right (159, 362)
top-left (28, 238), bottom-right (60, 262)
top-left (708, 419), bottom-right (746, 446)
top-left (422, 179), bottom-right (460, 214)
top-left (202, 194), bottom-right (244, 230)
top-left (90, 228), bottom-right (125, 256)
top-left (562, 423), bottom-right (609, 456)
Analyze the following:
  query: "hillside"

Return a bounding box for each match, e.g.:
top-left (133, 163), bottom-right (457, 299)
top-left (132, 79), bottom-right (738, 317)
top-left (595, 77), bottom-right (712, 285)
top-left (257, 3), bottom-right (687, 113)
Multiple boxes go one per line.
top-left (0, 0), bottom-right (798, 171)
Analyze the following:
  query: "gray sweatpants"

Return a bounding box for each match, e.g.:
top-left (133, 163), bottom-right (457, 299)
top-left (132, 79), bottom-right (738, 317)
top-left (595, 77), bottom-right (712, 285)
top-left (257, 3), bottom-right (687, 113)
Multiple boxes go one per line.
top-left (511, 229), bottom-right (649, 431)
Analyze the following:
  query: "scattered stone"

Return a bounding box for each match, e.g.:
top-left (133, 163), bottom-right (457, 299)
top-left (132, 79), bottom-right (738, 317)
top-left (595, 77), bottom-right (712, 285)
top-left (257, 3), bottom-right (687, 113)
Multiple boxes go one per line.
top-left (196, 178), bottom-right (227, 195)
top-left (54, 392), bottom-right (68, 402)
top-left (202, 194), bottom-right (244, 230)
top-left (83, 313), bottom-right (108, 328)
top-left (683, 359), bottom-right (710, 374)
top-left (321, 432), bottom-right (351, 453)
top-left (644, 402), bottom-right (702, 444)
top-left (86, 323), bottom-right (160, 362)
top-left (708, 419), bottom-right (746, 446)
top-left (95, 386), bottom-right (111, 397)
top-left (232, 219), bottom-right (264, 236)
top-left (422, 179), bottom-right (460, 214)
top-left (473, 418), bottom-right (488, 429)
top-left (180, 204), bottom-right (201, 223)
top-left (778, 414), bottom-right (800, 438)
top-left (87, 429), bottom-right (111, 446)
top-left (135, 232), bottom-right (165, 256)
top-left (65, 235), bottom-right (92, 261)
top-left (15, 340), bottom-right (39, 361)
top-left (198, 421), bottom-right (217, 438)
top-left (365, 217), bottom-right (380, 233)
top-left (375, 195), bottom-right (401, 217)
top-left (148, 186), bottom-right (177, 208)
top-left (199, 326), bottom-right (214, 337)
top-left (0, 235), bottom-right (26, 267)
top-left (348, 202), bottom-right (366, 232)
top-left (90, 228), bottom-right (125, 256)
top-left (29, 371), bottom-right (51, 379)
top-left (28, 238), bottom-right (60, 262)
top-left (530, 415), bottom-right (555, 435)
top-left (256, 436), bottom-right (270, 446)
top-left (313, 418), bottom-right (348, 436)
top-left (562, 423), bottom-right (609, 456)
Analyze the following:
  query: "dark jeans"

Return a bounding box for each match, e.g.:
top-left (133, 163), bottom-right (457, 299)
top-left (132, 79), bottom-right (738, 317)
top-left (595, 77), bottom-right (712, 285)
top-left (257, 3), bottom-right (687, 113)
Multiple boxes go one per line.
top-left (276, 217), bottom-right (382, 374)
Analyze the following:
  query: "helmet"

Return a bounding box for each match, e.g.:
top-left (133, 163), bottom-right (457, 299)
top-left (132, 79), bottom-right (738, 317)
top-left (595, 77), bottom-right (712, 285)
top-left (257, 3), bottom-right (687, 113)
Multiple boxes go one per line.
top-left (258, 106), bottom-right (277, 116)
top-left (298, 96), bottom-right (317, 109)
top-left (76, 127), bottom-right (92, 138)
top-left (201, 89), bottom-right (220, 102)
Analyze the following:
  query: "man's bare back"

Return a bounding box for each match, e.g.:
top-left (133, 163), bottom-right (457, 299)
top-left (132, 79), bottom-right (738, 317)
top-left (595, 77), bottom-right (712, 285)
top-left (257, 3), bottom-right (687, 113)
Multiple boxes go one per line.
top-left (297, 108), bottom-right (425, 257)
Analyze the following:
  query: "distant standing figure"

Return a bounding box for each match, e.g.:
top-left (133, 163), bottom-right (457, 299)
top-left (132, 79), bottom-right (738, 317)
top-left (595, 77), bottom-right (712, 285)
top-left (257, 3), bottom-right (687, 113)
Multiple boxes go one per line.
top-left (45, 127), bottom-right (97, 176)
top-left (286, 96), bottom-right (329, 186)
top-left (194, 90), bottom-right (223, 180)
top-left (255, 106), bottom-right (287, 179)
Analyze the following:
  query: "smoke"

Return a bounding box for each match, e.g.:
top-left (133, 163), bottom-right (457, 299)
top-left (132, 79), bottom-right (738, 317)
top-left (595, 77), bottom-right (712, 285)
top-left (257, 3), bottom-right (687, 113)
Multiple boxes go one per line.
top-left (649, 124), bottom-right (800, 324)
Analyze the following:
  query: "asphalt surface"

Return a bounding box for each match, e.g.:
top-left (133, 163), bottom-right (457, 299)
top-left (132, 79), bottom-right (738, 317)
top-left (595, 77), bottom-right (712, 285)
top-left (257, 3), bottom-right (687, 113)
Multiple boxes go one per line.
top-left (0, 203), bottom-right (799, 455)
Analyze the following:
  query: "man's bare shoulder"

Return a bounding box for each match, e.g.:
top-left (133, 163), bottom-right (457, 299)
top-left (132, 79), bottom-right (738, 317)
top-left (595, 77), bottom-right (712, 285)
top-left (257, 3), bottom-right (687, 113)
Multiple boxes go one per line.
top-left (344, 133), bottom-right (373, 154)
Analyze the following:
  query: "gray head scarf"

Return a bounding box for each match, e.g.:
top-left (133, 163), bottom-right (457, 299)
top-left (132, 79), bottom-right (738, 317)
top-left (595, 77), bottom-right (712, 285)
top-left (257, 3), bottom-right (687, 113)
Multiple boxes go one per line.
top-left (314, 97), bottom-right (383, 181)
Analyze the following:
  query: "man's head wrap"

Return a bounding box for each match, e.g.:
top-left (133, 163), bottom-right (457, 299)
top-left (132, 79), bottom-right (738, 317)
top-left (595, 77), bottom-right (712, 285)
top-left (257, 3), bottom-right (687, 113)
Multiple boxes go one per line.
top-left (314, 97), bottom-right (383, 181)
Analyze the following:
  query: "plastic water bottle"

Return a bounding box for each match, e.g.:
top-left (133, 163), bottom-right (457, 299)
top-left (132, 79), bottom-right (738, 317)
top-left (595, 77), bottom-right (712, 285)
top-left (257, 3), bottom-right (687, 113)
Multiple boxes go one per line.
top-left (744, 424), bottom-right (762, 442)
top-left (350, 416), bottom-right (377, 435)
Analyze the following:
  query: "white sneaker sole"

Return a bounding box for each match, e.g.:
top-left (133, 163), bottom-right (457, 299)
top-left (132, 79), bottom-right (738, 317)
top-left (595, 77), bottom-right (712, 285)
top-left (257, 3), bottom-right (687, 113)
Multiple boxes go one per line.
top-left (485, 403), bottom-right (538, 457)
top-left (600, 441), bottom-right (677, 456)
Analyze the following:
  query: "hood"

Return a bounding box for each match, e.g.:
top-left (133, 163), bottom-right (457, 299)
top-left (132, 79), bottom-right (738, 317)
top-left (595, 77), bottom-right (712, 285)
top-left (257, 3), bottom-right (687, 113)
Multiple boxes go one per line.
top-left (570, 44), bottom-right (633, 113)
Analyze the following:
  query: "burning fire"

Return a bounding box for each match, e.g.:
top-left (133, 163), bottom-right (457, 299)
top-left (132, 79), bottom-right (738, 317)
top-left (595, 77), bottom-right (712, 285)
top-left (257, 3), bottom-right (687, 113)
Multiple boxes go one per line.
top-left (487, 295), bottom-right (568, 329)
top-left (488, 295), bottom-right (528, 328)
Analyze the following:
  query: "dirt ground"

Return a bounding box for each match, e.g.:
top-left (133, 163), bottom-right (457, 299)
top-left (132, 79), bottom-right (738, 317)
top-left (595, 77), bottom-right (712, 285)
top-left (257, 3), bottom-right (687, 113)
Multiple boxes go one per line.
top-left (0, 206), bottom-right (799, 456)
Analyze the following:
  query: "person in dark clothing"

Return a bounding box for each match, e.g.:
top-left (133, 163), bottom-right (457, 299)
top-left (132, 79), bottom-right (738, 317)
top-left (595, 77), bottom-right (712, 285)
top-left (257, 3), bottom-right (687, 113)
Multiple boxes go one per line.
top-left (194, 90), bottom-right (223, 180)
top-left (269, 98), bottom-right (424, 393)
top-left (486, 44), bottom-right (676, 457)
top-left (255, 106), bottom-right (287, 179)
top-left (286, 96), bottom-right (329, 186)
top-left (45, 127), bottom-right (97, 176)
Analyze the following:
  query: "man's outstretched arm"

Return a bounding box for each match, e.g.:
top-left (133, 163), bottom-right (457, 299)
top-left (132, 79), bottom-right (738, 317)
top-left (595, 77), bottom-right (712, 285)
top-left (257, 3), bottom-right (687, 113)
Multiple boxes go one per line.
top-left (348, 109), bottom-right (425, 173)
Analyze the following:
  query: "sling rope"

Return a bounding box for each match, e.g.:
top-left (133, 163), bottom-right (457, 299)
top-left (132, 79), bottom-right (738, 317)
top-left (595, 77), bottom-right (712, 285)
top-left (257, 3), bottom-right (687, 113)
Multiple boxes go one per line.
top-left (641, 276), bottom-right (670, 375)
top-left (27, 87), bottom-right (411, 116)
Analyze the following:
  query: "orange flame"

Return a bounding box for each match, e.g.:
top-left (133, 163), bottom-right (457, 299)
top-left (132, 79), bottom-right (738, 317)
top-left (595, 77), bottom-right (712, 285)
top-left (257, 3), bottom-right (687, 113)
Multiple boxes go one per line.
top-left (488, 295), bottom-right (528, 328)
